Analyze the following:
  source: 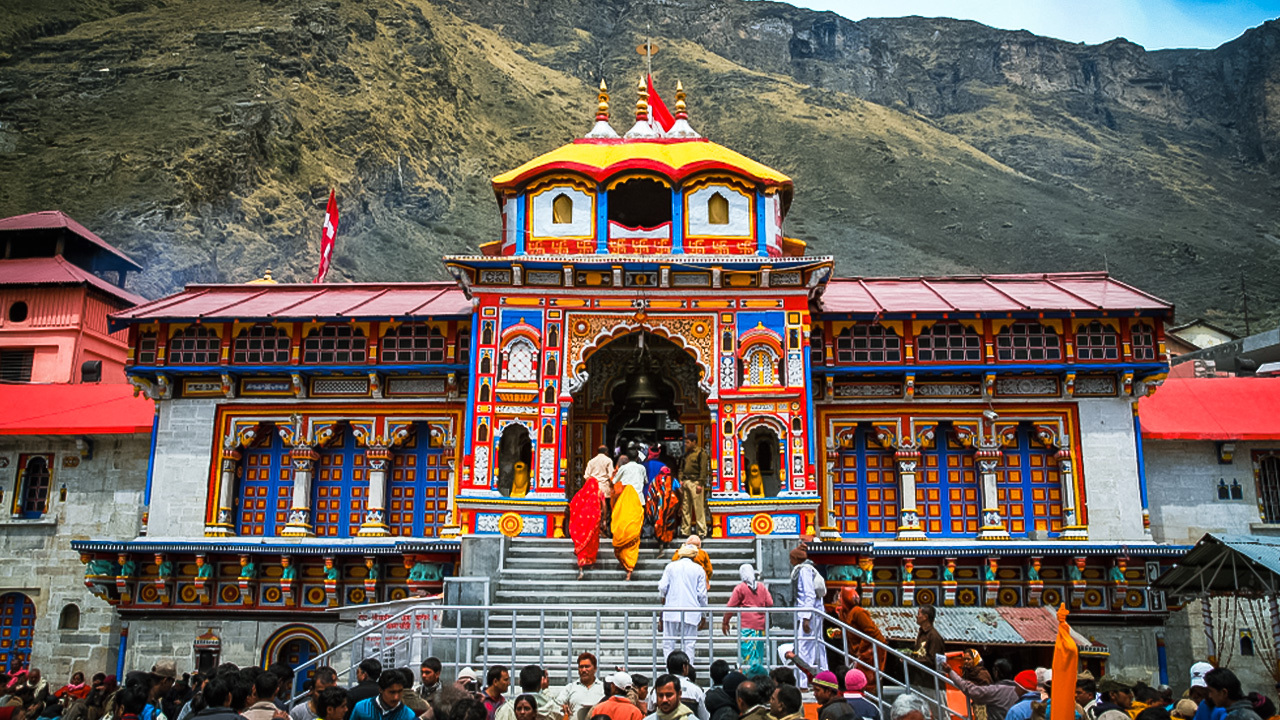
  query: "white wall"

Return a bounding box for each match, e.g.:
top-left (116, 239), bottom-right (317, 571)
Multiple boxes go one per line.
top-left (530, 187), bottom-right (593, 238)
top-left (686, 185), bottom-right (751, 237)
top-left (148, 399), bottom-right (218, 537)
top-left (1145, 439), bottom-right (1267, 544)
top-left (1078, 397), bottom-right (1147, 541)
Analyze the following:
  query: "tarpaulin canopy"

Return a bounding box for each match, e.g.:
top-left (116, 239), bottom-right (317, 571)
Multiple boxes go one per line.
top-left (0, 384), bottom-right (154, 435)
top-left (1139, 377), bottom-right (1280, 441)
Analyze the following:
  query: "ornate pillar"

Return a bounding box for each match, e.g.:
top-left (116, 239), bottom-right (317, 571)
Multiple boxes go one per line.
top-left (358, 446), bottom-right (392, 537)
top-left (976, 441), bottom-right (1010, 540)
top-left (1057, 448), bottom-right (1088, 540)
top-left (281, 446), bottom-right (318, 537)
top-left (206, 448), bottom-right (242, 537)
top-left (894, 448), bottom-right (926, 541)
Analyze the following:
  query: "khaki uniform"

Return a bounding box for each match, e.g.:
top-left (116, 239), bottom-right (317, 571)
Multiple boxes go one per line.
top-left (678, 444), bottom-right (711, 535)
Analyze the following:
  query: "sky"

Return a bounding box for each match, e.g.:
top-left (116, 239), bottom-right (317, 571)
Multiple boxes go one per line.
top-left (787, 0), bottom-right (1280, 49)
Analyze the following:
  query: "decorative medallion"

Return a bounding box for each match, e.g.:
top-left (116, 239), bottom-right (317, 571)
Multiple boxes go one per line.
top-left (750, 513), bottom-right (774, 536)
top-left (499, 512), bottom-right (525, 537)
top-left (874, 589), bottom-right (895, 606)
top-left (179, 585), bottom-right (199, 604)
top-left (262, 586), bottom-right (282, 604)
top-left (916, 589), bottom-right (937, 606)
top-left (1042, 588), bottom-right (1063, 607)
top-left (957, 588), bottom-right (978, 606)
top-left (305, 587), bottom-right (327, 605)
top-left (219, 585), bottom-right (240, 604)
top-left (998, 588), bottom-right (1020, 606)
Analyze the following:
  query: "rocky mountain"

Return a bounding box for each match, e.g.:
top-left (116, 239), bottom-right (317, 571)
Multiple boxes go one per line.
top-left (1, 0), bottom-right (1278, 330)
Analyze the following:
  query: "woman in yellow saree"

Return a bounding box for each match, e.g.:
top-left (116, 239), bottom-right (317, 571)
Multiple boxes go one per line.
top-left (611, 481), bottom-right (643, 581)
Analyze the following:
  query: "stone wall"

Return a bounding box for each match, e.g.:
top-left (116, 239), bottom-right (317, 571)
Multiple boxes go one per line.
top-left (123, 618), bottom-right (353, 677)
top-left (1145, 439), bottom-right (1274, 544)
top-left (147, 399), bottom-right (218, 537)
top-left (1077, 398), bottom-right (1147, 542)
top-left (1163, 598), bottom-right (1277, 697)
top-left (1071, 622), bottom-right (1163, 685)
top-left (0, 433), bottom-right (149, 679)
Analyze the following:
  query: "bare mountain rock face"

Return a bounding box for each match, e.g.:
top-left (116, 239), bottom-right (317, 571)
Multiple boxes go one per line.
top-left (0, 0), bottom-right (1277, 329)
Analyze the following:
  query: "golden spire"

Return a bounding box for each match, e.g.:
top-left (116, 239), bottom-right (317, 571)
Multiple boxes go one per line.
top-left (635, 76), bottom-right (649, 122)
top-left (596, 79), bottom-right (609, 121)
top-left (675, 80), bottom-right (687, 119)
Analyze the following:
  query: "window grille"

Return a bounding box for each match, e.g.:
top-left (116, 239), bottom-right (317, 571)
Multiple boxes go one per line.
top-left (742, 346), bottom-right (779, 386)
top-left (503, 338), bottom-right (538, 383)
top-left (916, 323), bottom-right (980, 362)
top-left (302, 326), bottom-right (367, 364)
top-left (18, 455), bottom-right (51, 518)
top-left (168, 326), bottom-right (220, 365)
top-left (1132, 323), bottom-right (1157, 361)
top-left (1075, 321), bottom-right (1119, 360)
top-left (137, 333), bottom-right (157, 365)
top-left (1259, 457), bottom-right (1280, 522)
top-left (996, 322), bottom-right (1062, 362)
top-left (0, 349), bottom-right (34, 382)
top-left (381, 324), bottom-right (446, 363)
top-left (836, 325), bottom-right (902, 364)
top-left (233, 325), bottom-right (290, 364)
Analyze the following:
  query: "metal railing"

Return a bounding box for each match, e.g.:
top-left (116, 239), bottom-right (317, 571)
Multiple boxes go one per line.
top-left (287, 603), bottom-right (969, 720)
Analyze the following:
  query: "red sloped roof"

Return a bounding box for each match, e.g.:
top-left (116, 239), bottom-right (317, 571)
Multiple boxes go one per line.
top-left (0, 384), bottom-right (155, 435)
top-left (0, 210), bottom-right (142, 271)
top-left (821, 272), bottom-right (1171, 314)
top-left (111, 282), bottom-right (471, 323)
top-left (0, 256), bottom-right (148, 306)
top-left (1139, 377), bottom-right (1280, 441)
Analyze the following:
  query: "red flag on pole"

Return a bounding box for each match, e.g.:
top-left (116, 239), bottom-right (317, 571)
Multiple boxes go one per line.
top-left (646, 75), bottom-right (674, 132)
top-left (313, 189), bottom-right (338, 283)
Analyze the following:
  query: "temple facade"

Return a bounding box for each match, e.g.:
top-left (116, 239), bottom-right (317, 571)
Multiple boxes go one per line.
top-left (77, 80), bottom-right (1183, 676)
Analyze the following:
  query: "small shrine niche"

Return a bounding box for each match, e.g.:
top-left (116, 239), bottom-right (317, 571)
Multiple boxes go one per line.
top-left (743, 425), bottom-right (782, 497)
top-left (495, 425), bottom-right (533, 497)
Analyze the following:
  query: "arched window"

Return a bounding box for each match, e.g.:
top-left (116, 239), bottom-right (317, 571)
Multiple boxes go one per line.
top-left (136, 332), bottom-right (158, 365)
top-left (1132, 323), bottom-right (1157, 361)
top-left (542, 425), bottom-right (555, 444)
top-left (545, 355), bottom-right (558, 377)
top-left (547, 325), bottom-right (560, 348)
top-left (233, 325), bottom-right (290, 364)
top-left (58, 604), bottom-right (80, 631)
top-left (741, 345), bottom-right (779, 386)
top-left (996, 322), bottom-right (1061, 362)
top-left (1075, 321), bottom-right (1119, 361)
top-left (503, 338), bottom-right (538, 383)
top-left (302, 325), bottom-right (366, 364)
top-left (916, 322), bottom-right (981, 363)
top-left (836, 325), bottom-right (902, 364)
top-left (1258, 456), bottom-right (1280, 523)
top-left (708, 193), bottom-right (730, 225)
top-left (479, 383), bottom-right (492, 402)
top-left (722, 331), bottom-right (734, 353)
top-left (17, 455), bottom-right (52, 519)
top-left (552, 194), bottom-right (573, 224)
top-left (381, 324), bottom-right (446, 363)
top-left (168, 326), bottom-right (220, 365)
top-left (543, 385), bottom-right (555, 404)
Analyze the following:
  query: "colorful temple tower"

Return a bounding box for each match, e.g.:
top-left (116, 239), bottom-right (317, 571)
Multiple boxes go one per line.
top-left (446, 80), bottom-right (828, 536)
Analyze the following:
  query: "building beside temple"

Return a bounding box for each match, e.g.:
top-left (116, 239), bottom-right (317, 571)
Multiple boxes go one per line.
top-left (0, 211), bottom-right (153, 677)
top-left (78, 80), bottom-right (1183, 676)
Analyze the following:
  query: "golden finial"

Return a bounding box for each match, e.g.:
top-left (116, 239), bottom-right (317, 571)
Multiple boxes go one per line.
top-left (675, 80), bottom-right (687, 119)
top-left (635, 76), bottom-right (649, 122)
top-left (596, 79), bottom-right (609, 121)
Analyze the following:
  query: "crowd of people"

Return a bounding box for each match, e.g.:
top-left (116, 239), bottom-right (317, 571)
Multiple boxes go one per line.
top-left (569, 437), bottom-right (711, 582)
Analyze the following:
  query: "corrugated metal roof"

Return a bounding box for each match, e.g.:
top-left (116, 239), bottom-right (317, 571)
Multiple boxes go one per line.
top-left (1153, 533), bottom-right (1280, 597)
top-left (820, 273), bottom-right (1171, 315)
top-left (998, 607), bottom-right (1058, 643)
top-left (111, 282), bottom-right (471, 324)
top-left (0, 256), bottom-right (148, 306)
top-left (0, 210), bottom-right (142, 270)
top-left (1139, 377), bottom-right (1280, 441)
top-left (869, 607), bottom-right (1029, 645)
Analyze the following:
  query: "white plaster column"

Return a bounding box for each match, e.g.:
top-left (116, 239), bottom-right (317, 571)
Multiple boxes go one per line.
top-left (1057, 449), bottom-right (1089, 540)
top-left (281, 445), bottom-right (318, 537)
top-left (895, 449), bottom-right (926, 541)
top-left (206, 448), bottom-right (241, 537)
top-left (976, 443), bottom-right (1010, 540)
top-left (358, 446), bottom-right (392, 537)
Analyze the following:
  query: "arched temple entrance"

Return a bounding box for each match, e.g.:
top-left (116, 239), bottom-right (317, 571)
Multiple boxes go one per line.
top-left (567, 332), bottom-right (709, 498)
top-left (742, 424), bottom-right (783, 498)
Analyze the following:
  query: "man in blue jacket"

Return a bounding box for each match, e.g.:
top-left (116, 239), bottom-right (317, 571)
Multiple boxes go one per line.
top-left (349, 673), bottom-right (415, 720)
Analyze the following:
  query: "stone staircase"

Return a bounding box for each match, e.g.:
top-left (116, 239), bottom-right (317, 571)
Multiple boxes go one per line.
top-left (481, 536), bottom-right (760, 674)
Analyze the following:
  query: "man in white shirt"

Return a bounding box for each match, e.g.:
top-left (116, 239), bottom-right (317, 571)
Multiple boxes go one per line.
top-left (555, 652), bottom-right (605, 720)
top-left (584, 447), bottom-right (614, 500)
top-left (790, 546), bottom-right (828, 689)
top-left (659, 544), bottom-right (708, 659)
top-left (612, 453), bottom-right (647, 499)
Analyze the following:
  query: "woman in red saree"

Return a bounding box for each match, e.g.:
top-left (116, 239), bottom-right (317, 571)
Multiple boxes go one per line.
top-left (568, 476), bottom-right (602, 580)
top-left (645, 466), bottom-right (681, 545)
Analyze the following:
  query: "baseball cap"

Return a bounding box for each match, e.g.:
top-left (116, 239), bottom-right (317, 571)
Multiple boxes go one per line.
top-left (458, 667), bottom-right (477, 681)
top-left (607, 672), bottom-right (633, 689)
top-left (1014, 670), bottom-right (1039, 692)
top-left (1190, 662), bottom-right (1214, 688)
top-left (813, 671), bottom-right (839, 691)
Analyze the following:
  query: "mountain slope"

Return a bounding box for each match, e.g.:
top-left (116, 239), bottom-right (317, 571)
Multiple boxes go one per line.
top-left (0, 0), bottom-right (1277, 330)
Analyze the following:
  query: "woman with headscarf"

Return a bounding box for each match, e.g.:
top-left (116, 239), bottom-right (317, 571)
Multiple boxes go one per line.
top-left (644, 467), bottom-right (681, 546)
top-left (568, 475), bottom-right (602, 580)
top-left (611, 478), bottom-right (644, 581)
top-left (722, 563), bottom-right (774, 667)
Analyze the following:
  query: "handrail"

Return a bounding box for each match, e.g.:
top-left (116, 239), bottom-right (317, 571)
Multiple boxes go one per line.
top-left (283, 602), bottom-right (969, 720)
